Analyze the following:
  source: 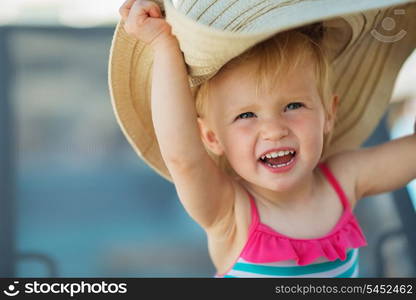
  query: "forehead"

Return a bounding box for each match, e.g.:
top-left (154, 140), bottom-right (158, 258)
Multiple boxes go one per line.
top-left (208, 58), bottom-right (319, 112)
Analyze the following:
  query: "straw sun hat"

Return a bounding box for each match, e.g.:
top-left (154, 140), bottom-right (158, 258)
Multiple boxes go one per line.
top-left (109, 0), bottom-right (416, 181)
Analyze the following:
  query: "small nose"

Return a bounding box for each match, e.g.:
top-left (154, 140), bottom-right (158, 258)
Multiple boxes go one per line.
top-left (259, 118), bottom-right (289, 141)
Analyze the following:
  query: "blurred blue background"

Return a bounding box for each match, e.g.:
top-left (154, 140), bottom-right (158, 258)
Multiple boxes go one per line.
top-left (0, 0), bottom-right (415, 277)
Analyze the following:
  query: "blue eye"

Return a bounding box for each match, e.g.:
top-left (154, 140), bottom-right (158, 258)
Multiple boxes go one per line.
top-left (285, 102), bottom-right (304, 111)
top-left (236, 112), bottom-right (256, 120)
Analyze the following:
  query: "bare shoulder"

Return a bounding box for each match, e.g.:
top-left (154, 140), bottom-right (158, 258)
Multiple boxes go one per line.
top-left (205, 179), bottom-right (252, 274)
top-left (324, 150), bottom-right (360, 209)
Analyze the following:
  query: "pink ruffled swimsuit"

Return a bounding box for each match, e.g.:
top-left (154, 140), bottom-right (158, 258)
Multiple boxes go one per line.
top-left (216, 163), bottom-right (368, 278)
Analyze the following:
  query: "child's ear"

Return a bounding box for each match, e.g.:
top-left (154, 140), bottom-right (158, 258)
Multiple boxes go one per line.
top-left (197, 118), bottom-right (224, 156)
top-left (324, 94), bottom-right (339, 134)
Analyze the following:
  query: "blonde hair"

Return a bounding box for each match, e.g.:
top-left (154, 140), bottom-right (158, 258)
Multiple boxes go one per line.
top-left (195, 24), bottom-right (335, 177)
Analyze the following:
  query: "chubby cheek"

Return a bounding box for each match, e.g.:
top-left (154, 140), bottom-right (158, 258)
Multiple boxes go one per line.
top-left (222, 124), bottom-right (256, 168)
top-left (291, 114), bottom-right (325, 160)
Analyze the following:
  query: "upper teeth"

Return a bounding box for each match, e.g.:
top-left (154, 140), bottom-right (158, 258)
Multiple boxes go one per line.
top-left (261, 150), bottom-right (294, 160)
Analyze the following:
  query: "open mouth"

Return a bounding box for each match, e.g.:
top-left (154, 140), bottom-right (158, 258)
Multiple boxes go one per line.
top-left (259, 150), bottom-right (296, 168)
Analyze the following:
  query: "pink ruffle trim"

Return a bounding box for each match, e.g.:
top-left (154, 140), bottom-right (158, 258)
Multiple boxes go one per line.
top-left (240, 214), bottom-right (367, 266)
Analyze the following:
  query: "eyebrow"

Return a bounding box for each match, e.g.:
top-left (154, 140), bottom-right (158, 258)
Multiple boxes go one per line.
top-left (227, 96), bottom-right (313, 114)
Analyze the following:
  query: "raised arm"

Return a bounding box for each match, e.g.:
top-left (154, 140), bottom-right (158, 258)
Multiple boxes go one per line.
top-left (355, 132), bottom-right (416, 198)
top-left (150, 32), bottom-right (205, 164)
top-left (120, 0), bottom-right (235, 231)
top-left (331, 128), bottom-right (416, 201)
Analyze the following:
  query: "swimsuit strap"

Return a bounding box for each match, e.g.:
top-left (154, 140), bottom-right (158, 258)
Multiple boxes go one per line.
top-left (318, 162), bottom-right (350, 209)
top-left (244, 189), bottom-right (260, 234)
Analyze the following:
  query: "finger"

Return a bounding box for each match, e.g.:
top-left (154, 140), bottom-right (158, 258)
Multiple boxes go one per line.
top-left (129, 0), bottom-right (162, 24)
top-left (119, 0), bottom-right (137, 21)
top-left (148, 4), bottom-right (162, 18)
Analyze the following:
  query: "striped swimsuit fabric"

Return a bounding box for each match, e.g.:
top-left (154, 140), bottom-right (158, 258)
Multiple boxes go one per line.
top-left (215, 163), bottom-right (368, 278)
top-left (221, 248), bottom-right (360, 278)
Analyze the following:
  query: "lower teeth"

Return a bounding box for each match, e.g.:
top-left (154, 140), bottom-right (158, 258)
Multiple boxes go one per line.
top-left (266, 158), bottom-right (293, 168)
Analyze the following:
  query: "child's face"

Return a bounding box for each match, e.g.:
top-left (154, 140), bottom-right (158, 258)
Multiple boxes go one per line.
top-left (198, 58), bottom-right (335, 192)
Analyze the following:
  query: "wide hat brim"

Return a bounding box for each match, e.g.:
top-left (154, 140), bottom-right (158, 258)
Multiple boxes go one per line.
top-left (109, 0), bottom-right (416, 182)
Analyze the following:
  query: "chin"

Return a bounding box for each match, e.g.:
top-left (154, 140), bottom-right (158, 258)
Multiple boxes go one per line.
top-left (262, 165), bottom-right (310, 191)
top-left (243, 173), bottom-right (295, 192)
top-left (266, 179), bottom-right (298, 192)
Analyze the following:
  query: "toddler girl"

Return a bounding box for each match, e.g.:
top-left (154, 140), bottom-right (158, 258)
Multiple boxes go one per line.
top-left (119, 0), bottom-right (416, 277)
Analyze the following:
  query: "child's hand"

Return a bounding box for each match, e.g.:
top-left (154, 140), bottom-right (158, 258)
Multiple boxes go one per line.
top-left (119, 0), bottom-right (174, 50)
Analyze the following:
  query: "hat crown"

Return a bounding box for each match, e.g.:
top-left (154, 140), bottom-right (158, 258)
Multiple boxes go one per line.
top-left (168, 0), bottom-right (415, 34)
top-left (173, 0), bottom-right (310, 33)
top-left (165, 0), bottom-right (356, 86)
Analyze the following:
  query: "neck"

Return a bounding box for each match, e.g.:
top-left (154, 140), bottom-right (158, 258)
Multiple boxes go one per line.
top-left (241, 169), bottom-right (319, 211)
